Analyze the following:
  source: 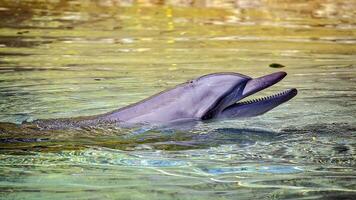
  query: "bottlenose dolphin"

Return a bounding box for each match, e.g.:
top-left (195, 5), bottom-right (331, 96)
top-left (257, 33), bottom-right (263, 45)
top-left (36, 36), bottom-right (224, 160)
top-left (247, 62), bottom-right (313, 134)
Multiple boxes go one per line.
top-left (30, 71), bottom-right (297, 129)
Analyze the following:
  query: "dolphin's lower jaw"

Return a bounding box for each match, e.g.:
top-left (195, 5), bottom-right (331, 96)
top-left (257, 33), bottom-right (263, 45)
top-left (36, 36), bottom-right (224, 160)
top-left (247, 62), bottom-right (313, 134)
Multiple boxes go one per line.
top-left (218, 88), bottom-right (297, 118)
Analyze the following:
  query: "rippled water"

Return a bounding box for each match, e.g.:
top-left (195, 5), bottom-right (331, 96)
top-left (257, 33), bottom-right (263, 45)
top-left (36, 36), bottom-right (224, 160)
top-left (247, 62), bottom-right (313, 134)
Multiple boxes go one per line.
top-left (0, 0), bottom-right (355, 199)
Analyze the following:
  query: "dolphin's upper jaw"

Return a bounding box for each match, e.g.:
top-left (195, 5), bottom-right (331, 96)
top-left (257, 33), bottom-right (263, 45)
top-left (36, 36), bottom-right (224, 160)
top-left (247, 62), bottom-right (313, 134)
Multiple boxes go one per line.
top-left (241, 71), bottom-right (287, 98)
top-left (216, 71), bottom-right (298, 119)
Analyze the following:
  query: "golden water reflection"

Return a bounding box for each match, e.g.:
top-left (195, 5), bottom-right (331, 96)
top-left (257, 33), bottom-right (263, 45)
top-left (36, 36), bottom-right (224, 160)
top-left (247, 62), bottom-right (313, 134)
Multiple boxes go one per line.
top-left (0, 1), bottom-right (356, 200)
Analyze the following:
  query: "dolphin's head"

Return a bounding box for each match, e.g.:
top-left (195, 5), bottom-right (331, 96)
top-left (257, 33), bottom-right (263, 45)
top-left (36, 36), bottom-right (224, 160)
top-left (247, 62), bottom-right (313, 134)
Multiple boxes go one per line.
top-left (102, 71), bottom-right (297, 125)
top-left (184, 72), bottom-right (250, 119)
top-left (187, 72), bottom-right (297, 120)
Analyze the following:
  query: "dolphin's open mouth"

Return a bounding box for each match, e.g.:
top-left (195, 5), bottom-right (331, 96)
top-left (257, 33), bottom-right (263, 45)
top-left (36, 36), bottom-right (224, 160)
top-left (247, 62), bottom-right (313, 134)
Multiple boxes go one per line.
top-left (218, 71), bottom-right (298, 119)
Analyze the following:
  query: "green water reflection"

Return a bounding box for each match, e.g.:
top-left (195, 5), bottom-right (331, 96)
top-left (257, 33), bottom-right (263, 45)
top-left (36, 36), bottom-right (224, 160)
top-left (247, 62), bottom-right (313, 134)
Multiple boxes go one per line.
top-left (0, 0), bottom-right (355, 199)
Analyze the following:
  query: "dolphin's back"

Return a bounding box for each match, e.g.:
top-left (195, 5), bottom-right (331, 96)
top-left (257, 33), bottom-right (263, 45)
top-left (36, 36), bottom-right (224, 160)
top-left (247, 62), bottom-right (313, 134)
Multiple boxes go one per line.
top-left (98, 83), bottom-right (193, 123)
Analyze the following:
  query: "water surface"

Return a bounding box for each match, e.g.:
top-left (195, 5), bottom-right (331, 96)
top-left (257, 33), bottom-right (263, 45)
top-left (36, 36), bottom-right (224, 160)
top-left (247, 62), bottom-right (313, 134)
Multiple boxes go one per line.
top-left (0, 0), bottom-right (355, 199)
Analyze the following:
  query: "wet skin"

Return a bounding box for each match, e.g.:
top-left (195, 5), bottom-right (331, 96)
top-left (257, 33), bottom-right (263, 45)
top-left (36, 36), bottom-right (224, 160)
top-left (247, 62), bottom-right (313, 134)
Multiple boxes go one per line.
top-left (29, 71), bottom-right (297, 130)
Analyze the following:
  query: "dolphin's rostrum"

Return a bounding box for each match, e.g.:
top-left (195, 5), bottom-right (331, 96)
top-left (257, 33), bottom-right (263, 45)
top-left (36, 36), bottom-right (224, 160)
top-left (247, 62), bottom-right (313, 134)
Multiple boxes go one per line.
top-left (31, 71), bottom-right (297, 129)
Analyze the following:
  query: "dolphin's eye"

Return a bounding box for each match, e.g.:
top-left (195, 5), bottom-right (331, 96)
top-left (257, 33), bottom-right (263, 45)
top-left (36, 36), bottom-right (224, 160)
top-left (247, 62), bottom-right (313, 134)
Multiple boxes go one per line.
top-left (187, 80), bottom-right (194, 84)
top-left (186, 79), bottom-right (195, 88)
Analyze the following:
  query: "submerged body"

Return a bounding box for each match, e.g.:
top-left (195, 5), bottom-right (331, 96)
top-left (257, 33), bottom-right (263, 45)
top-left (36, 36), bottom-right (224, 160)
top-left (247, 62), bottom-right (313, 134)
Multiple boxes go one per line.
top-left (29, 72), bottom-right (297, 130)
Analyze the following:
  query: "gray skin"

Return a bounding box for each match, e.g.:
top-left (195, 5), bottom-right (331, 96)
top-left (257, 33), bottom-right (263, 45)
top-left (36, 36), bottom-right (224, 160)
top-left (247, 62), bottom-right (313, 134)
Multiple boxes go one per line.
top-left (29, 71), bottom-right (297, 130)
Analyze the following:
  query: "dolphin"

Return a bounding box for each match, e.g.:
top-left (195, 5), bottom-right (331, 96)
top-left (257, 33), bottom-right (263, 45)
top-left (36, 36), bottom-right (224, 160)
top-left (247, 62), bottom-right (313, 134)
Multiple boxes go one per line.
top-left (29, 71), bottom-right (297, 130)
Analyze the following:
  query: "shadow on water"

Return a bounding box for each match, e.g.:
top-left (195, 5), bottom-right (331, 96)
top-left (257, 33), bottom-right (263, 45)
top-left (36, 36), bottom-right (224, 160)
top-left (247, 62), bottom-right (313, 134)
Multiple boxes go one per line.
top-left (0, 121), bottom-right (354, 153)
top-left (0, 121), bottom-right (285, 151)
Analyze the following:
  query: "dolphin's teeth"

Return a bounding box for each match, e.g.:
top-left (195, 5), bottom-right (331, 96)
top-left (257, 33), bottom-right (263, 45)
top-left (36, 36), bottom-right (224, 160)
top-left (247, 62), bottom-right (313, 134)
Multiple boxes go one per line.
top-left (237, 89), bottom-right (291, 106)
